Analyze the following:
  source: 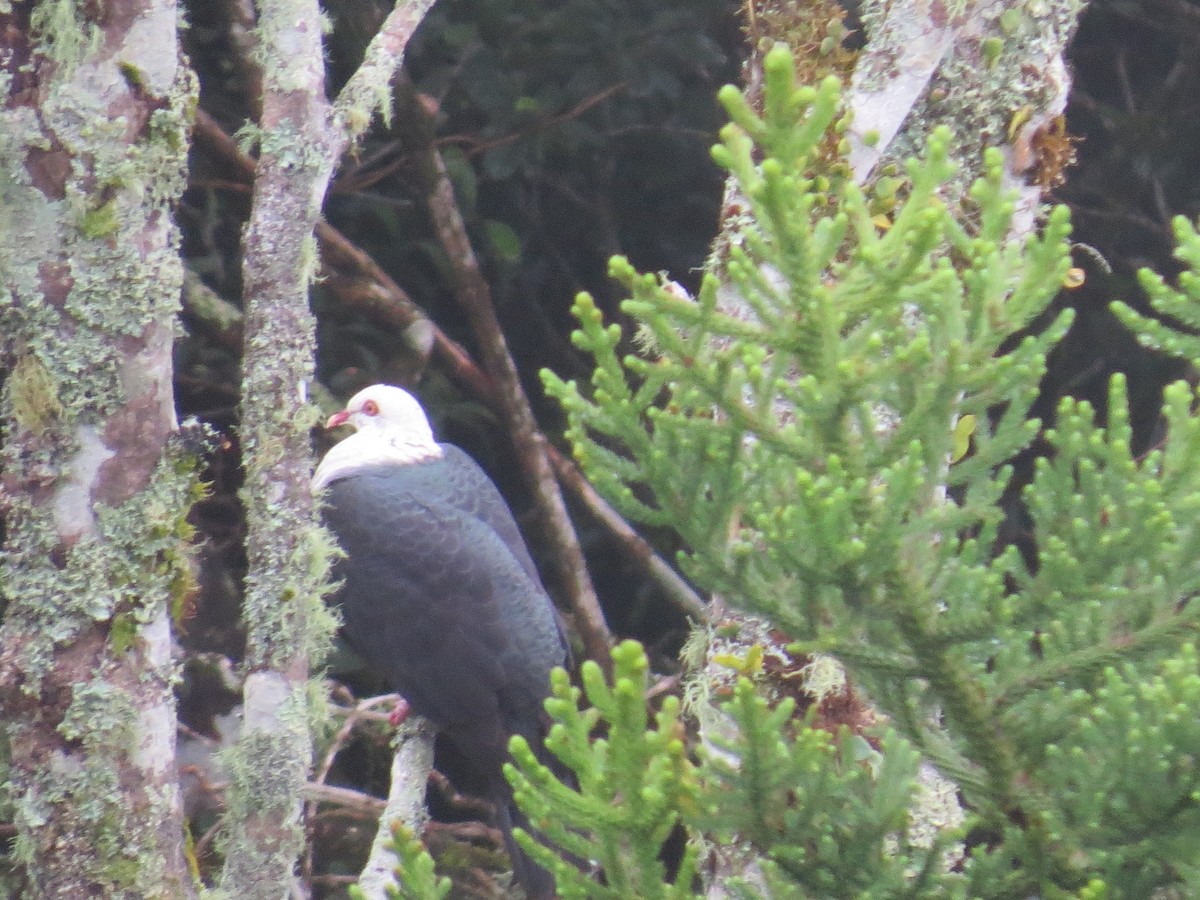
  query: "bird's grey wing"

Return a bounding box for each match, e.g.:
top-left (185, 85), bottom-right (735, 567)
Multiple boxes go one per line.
top-left (435, 444), bottom-right (544, 588)
top-left (322, 469), bottom-right (566, 760)
top-left (434, 445), bottom-right (573, 666)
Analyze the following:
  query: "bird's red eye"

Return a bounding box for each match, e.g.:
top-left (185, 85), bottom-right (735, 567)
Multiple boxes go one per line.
top-left (362, 399), bottom-right (380, 416)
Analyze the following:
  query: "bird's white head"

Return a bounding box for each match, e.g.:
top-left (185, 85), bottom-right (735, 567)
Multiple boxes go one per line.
top-left (313, 384), bottom-right (442, 491)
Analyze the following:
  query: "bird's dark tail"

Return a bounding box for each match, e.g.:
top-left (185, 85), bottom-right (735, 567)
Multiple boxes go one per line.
top-left (493, 790), bottom-right (556, 899)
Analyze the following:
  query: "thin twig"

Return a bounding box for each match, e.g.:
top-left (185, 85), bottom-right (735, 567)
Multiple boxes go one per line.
top-left (302, 691), bottom-right (401, 883)
top-left (438, 81), bottom-right (629, 157)
top-left (428, 771), bottom-right (498, 819)
top-left (302, 783), bottom-right (387, 819)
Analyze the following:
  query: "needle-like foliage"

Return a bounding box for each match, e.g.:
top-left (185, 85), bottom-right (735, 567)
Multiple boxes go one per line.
top-left (506, 641), bottom-right (700, 899)
top-left (349, 824), bottom-right (452, 900)
top-left (525, 43), bottom-right (1200, 896)
top-left (693, 682), bottom-right (942, 898)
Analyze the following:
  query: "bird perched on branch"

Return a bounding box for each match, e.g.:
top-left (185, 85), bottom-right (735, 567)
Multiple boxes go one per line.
top-left (314, 384), bottom-right (568, 898)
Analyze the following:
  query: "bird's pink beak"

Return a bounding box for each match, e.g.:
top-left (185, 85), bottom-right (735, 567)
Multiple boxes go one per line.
top-left (325, 410), bottom-right (352, 430)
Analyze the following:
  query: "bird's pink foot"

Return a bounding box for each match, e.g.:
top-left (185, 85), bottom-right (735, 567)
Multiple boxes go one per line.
top-left (388, 697), bottom-right (411, 727)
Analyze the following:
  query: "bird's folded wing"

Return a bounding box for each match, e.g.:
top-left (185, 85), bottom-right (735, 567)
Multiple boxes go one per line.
top-left (322, 468), bottom-right (564, 736)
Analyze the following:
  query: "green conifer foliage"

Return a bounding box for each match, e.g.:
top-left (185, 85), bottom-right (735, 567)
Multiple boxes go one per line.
top-left (1114, 215), bottom-right (1200, 364)
top-left (350, 824), bottom-right (452, 900)
top-left (694, 682), bottom-right (939, 897)
top-left (528, 44), bottom-right (1200, 896)
top-left (506, 641), bottom-right (700, 898)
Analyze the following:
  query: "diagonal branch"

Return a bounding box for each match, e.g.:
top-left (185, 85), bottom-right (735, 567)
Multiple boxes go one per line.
top-left (194, 104), bottom-right (680, 661)
top-left (333, 0), bottom-right (438, 145)
top-left (391, 81), bottom-right (615, 668)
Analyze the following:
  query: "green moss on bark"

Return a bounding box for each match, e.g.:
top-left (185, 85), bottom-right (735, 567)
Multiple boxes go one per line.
top-left (0, 6), bottom-right (199, 895)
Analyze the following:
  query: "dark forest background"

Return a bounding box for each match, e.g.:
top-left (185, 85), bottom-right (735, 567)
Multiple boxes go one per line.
top-left (170, 0), bottom-right (1200, 893)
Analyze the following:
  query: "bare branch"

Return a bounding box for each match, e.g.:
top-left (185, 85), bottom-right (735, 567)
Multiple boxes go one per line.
top-left (354, 720), bottom-right (438, 899)
top-left (545, 442), bottom-right (709, 623)
top-left (392, 83), bottom-right (615, 668)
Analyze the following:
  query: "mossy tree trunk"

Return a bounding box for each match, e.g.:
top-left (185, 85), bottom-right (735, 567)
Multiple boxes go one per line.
top-left (218, 2), bottom-right (436, 895)
top-left (216, 0), bottom-right (338, 893)
top-left (0, 1), bottom-right (197, 897)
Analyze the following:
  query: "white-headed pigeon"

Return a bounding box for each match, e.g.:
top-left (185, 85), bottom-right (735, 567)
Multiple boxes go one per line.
top-left (314, 384), bottom-right (568, 898)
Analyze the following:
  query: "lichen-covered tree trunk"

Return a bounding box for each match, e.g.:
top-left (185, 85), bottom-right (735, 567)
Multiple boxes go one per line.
top-left (0, 2), bottom-right (197, 897)
top-left (218, 2), bottom-right (434, 895)
top-left (216, 1), bottom-right (337, 893)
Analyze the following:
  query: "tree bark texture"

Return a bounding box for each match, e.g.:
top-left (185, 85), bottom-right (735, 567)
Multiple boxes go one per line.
top-left (0, 1), bottom-right (197, 896)
top-left (845, 0), bottom-right (1082, 226)
top-left (218, 0), bottom-right (336, 894)
top-left (220, 2), bottom-right (436, 895)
